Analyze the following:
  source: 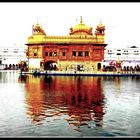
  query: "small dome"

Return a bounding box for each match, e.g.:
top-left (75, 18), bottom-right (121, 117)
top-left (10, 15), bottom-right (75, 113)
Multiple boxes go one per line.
top-left (34, 23), bottom-right (41, 30)
top-left (96, 21), bottom-right (105, 29)
top-left (35, 23), bottom-right (40, 27)
top-left (33, 23), bottom-right (46, 35)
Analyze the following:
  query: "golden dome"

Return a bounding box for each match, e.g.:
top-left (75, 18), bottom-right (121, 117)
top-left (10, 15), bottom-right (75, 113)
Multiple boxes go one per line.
top-left (73, 22), bottom-right (91, 30)
top-left (69, 17), bottom-right (93, 35)
top-left (35, 23), bottom-right (40, 27)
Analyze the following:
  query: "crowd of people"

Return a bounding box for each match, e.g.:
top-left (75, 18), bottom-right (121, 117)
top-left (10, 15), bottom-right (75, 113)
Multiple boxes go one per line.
top-left (103, 65), bottom-right (140, 73)
top-left (122, 65), bottom-right (140, 72)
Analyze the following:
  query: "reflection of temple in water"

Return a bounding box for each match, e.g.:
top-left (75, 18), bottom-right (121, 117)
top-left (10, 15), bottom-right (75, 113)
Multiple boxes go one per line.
top-left (18, 75), bottom-right (105, 127)
top-left (64, 76), bottom-right (105, 127)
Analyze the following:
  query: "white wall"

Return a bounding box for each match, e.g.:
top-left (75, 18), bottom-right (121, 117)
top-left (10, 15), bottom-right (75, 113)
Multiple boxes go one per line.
top-left (29, 58), bottom-right (41, 69)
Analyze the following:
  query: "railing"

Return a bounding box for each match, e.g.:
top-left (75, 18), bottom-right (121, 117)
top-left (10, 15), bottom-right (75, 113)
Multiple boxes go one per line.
top-left (26, 69), bottom-right (140, 76)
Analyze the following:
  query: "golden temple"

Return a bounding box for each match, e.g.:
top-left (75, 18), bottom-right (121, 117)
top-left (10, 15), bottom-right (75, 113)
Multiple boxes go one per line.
top-left (26, 17), bottom-right (107, 72)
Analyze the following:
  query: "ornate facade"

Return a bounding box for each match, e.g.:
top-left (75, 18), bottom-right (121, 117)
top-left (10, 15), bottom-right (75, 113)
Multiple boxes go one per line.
top-left (26, 17), bottom-right (107, 72)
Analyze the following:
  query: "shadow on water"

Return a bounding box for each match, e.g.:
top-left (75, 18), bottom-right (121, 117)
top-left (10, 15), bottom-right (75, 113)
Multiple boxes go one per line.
top-left (18, 75), bottom-right (106, 128)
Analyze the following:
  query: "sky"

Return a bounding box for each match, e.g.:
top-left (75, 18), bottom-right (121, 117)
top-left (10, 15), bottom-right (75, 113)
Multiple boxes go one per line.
top-left (0, 2), bottom-right (140, 48)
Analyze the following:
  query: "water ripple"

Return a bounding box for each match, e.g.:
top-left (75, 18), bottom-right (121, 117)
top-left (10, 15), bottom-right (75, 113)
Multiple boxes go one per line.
top-left (0, 72), bottom-right (140, 136)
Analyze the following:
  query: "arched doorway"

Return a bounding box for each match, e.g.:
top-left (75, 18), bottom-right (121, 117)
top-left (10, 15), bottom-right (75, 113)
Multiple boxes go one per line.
top-left (13, 64), bottom-right (15, 69)
top-left (16, 64), bottom-right (18, 69)
top-left (5, 64), bottom-right (8, 69)
top-left (97, 63), bottom-right (101, 70)
top-left (44, 60), bottom-right (58, 70)
top-left (9, 64), bottom-right (12, 69)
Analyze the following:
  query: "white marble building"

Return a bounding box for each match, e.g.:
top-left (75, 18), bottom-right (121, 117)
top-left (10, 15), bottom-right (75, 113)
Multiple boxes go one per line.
top-left (103, 46), bottom-right (140, 68)
top-left (0, 46), bottom-right (27, 69)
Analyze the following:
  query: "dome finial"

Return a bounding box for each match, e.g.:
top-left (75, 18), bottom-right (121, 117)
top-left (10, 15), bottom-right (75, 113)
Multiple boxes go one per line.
top-left (37, 17), bottom-right (39, 24)
top-left (80, 16), bottom-right (83, 24)
top-left (100, 18), bottom-right (102, 24)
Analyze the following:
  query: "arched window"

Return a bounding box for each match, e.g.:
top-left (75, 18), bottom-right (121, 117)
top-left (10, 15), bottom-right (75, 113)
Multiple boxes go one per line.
top-left (9, 64), bottom-right (12, 68)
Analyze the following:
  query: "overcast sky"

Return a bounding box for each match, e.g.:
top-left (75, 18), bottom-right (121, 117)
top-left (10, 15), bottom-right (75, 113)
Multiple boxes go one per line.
top-left (0, 2), bottom-right (140, 48)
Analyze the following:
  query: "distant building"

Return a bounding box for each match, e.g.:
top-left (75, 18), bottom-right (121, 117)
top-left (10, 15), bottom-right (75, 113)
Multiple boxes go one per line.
top-left (26, 17), bottom-right (107, 72)
top-left (103, 46), bottom-right (140, 68)
top-left (0, 46), bottom-right (27, 69)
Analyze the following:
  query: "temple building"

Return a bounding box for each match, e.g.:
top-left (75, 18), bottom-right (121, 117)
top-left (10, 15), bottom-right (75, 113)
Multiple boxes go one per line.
top-left (26, 17), bottom-right (107, 72)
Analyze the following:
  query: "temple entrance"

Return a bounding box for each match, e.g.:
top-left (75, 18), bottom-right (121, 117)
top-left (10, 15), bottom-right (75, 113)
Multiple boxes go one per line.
top-left (97, 63), bottom-right (101, 70)
top-left (44, 60), bottom-right (58, 70)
